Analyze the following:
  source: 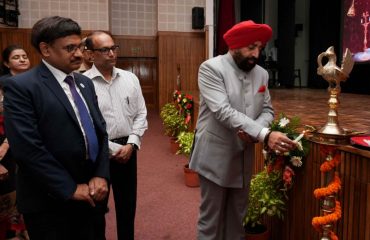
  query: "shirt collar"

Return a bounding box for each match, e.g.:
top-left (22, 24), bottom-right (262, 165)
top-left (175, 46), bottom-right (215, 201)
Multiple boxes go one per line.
top-left (89, 64), bottom-right (120, 83)
top-left (42, 59), bottom-right (74, 83)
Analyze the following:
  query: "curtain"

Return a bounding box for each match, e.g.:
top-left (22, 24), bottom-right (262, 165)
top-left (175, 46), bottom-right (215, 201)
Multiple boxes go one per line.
top-left (216, 0), bottom-right (235, 55)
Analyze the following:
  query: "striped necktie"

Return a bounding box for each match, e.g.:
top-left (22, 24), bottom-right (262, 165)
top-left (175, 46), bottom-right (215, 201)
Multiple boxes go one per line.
top-left (65, 76), bottom-right (99, 162)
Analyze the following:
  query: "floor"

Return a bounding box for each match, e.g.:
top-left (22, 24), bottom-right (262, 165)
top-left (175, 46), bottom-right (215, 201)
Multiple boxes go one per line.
top-left (270, 88), bottom-right (370, 132)
top-left (105, 88), bottom-right (370, 240)
top-left (105, 108), bottom-right (200, 240)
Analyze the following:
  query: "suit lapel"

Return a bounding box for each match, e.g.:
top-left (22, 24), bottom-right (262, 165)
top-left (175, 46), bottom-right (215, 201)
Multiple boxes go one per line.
top-left (39, 64), bottom-right (80, 125)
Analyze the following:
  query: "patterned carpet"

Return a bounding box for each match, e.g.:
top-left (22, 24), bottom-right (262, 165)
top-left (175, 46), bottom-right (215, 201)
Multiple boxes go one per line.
top-left (105, 109), bottom-right (199, 240)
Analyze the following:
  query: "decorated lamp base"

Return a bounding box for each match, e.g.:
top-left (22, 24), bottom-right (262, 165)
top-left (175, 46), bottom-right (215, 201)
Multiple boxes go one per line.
top-left (311, 135), bottom-right (347, 240)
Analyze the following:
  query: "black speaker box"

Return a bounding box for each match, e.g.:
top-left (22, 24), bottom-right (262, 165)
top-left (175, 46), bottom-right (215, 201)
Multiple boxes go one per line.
top-left (192, 7), bottom-right (204, 30)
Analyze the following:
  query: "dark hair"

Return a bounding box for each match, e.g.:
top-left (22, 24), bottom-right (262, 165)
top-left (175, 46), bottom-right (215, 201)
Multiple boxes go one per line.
top-left (1, 44), bottom-right (25, 75)
top-left (85, 31), bottom-right (114, 50)
top-left (31, 16), bottom-right (81, 53)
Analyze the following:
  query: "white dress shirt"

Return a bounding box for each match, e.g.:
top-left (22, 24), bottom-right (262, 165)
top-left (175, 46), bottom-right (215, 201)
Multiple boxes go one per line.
top-left (84, 64), bottom-right (148, 156)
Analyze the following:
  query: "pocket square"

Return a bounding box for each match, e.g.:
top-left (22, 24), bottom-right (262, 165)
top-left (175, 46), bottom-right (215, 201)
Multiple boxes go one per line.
top-left (258, 85), bottom-right (266, 93)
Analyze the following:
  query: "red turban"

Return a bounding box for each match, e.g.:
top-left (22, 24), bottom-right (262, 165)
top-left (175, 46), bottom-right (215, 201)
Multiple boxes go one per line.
top-left (223, 20), bottom-right (272, 49)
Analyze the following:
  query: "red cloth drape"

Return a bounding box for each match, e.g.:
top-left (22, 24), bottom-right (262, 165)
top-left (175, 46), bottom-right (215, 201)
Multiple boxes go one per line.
top-left (216, 0), bottom-right (235, 55)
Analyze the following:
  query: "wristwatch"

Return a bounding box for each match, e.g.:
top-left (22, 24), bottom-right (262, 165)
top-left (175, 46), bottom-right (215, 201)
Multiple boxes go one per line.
top-left (129, 143), bottom-right (138, 150)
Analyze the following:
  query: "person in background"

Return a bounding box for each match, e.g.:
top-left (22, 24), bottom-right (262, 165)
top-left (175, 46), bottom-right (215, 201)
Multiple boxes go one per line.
top-left (77, 37), bottom-right (93, 73)
top-left (268, 39), bottom-right (278, 62)
top-left (0, 86), bottom-right (17, 239)
top-left (0, 45), bottom-right (30, 77)
top-left (84, 31), bottom-right (148, 240)
top-left (0, 44), bottom-right (31, 240)
top-left (3, 16), bottom-right (109, 240)
top-left (189, 20), bottom-right (296, 240)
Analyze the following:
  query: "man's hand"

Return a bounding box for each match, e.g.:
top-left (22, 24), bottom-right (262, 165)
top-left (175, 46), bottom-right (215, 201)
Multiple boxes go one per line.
top-left (112, 144), bottom-right (133, 163)
top-left (71, 184), bottom-right (95, 207)
top-left (88, 177), bottom-right (108, 202)
top-left (268, 131), bottom-right (296, 154)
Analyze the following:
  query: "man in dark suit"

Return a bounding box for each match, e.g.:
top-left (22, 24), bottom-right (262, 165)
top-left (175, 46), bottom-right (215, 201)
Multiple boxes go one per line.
top-left (3, 16), bottom-right (109, 240)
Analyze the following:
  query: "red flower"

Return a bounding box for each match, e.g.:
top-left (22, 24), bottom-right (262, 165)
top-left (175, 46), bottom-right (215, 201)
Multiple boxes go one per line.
top-left (185, 113), bottom-right (191, 124)
top-left (283, 166), bottom-right (295, 187)
top-left (185, 94), bottom-right (193, 100)
top-left (186, 103), bottom-right (192, 109)
top-left (273, 157), bottom-right (284, 170)
top-left (258, 85), bottom-right (266, 93)
top-left (267, 164), bottom-right (273, 174)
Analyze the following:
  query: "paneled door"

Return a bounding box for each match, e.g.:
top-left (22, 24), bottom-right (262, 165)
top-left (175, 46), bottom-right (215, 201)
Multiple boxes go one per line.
top-left (116, 57), bottom-right (158, 110)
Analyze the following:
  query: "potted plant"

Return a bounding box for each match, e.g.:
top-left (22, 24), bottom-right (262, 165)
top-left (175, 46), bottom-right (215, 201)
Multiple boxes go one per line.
top-left (160, 103), bottom-right (188, 153)
top-left (160, 102), bottom-right (189, 137)
top-left (243, 114), bottom-right (310, 239)
top-left (176, 131), bottom-right (199, 187)
top-left (243, 169), bottom-right (284, 239)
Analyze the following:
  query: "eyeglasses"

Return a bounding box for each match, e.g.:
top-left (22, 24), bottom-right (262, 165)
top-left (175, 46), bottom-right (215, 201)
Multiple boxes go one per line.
top-left (62, 43), bottom-right (86, 53)
top-left (92, 45), bottom-right (119, 55)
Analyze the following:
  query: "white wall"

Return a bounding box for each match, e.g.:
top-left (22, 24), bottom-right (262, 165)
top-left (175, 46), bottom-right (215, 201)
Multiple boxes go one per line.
top-left (16, 0), bottom-right (206, 36)
top-left (205, 0), bottom-right (213, 58)
top-left (110, 0), bottom-right (157, 36)
top-left (18, 0), bottom-right (109, 30)
top-left (157, 0), bottom-right (205, 32)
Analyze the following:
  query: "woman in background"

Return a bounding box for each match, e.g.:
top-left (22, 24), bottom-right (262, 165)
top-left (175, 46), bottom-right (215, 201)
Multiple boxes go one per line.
top-left (0, 45), bottom-right (30, 240)
top-left (0, 45), bottom-right (30, 78)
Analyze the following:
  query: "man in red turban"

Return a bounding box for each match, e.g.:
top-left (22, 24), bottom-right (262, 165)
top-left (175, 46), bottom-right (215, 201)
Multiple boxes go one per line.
top-left (223, 20), bottom-right (272, 49)
top-left (189, 20), bottom-right (296, 240)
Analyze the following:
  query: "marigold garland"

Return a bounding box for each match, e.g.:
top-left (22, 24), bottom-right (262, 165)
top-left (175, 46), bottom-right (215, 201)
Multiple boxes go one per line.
top-left (312, 201), bottom-right (341, 240)
top-left (313, 174), bottom-right (341, 198)
top-left (320, 152), bottom-right (340, 172)
top-left (312, 146), bottom-right (342, 240)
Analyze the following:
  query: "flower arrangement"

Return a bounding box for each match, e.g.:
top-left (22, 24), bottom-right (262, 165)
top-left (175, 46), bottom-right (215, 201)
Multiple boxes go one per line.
top-left (173, 90), bottom-right (182, 104)
top-left (172, 90), bottom-right (194, 125)
top-left (180, 94), bottom-right (194, 124)
top-left (264, 114), bottom-right (310, 192)
top-left (244, 113), bottom-right (310, 231)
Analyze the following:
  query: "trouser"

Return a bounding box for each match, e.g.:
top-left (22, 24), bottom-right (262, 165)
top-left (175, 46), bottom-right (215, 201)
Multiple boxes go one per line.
top-left (110, 137), bottom-right (137, 240)
top-left (23, 203), bottom-right (106, 240)
top-left (197, 175), bottom-right (249, 240)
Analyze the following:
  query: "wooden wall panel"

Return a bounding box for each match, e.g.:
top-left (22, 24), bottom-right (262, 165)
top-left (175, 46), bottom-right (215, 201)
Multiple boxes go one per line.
top-left (158, 31), bottom-right (205, 111)
top-left (114, 36), bottom-right (158, 110)
top-left (114, 35), bottom-right (157, 58)
top-left (117, 57), bottom-right (157, 110)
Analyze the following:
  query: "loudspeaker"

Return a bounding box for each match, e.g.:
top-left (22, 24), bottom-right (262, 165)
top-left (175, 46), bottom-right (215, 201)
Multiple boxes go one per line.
top-left (192, 7), bottom-right (204, 30)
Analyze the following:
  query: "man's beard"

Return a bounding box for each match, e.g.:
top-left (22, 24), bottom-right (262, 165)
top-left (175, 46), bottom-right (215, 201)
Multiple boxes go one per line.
top-left (233, 51), bottom-right (258, 72)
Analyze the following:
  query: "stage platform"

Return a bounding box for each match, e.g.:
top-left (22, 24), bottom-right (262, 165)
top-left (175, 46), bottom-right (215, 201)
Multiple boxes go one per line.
top-left (270, 88), bottom-right (370, 134)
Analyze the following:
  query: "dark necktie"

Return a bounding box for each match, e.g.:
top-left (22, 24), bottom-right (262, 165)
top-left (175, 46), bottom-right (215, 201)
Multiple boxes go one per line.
top-left (65, 76), bottom-right (99, 162)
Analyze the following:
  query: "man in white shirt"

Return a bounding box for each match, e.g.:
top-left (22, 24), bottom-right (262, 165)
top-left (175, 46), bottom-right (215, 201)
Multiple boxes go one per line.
top-left (84, 31), bottom-right (148, 240)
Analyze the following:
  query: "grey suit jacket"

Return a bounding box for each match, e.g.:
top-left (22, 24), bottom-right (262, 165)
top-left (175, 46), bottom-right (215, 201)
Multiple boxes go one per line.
top-left (189, 52), bottom-right (274, 188)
